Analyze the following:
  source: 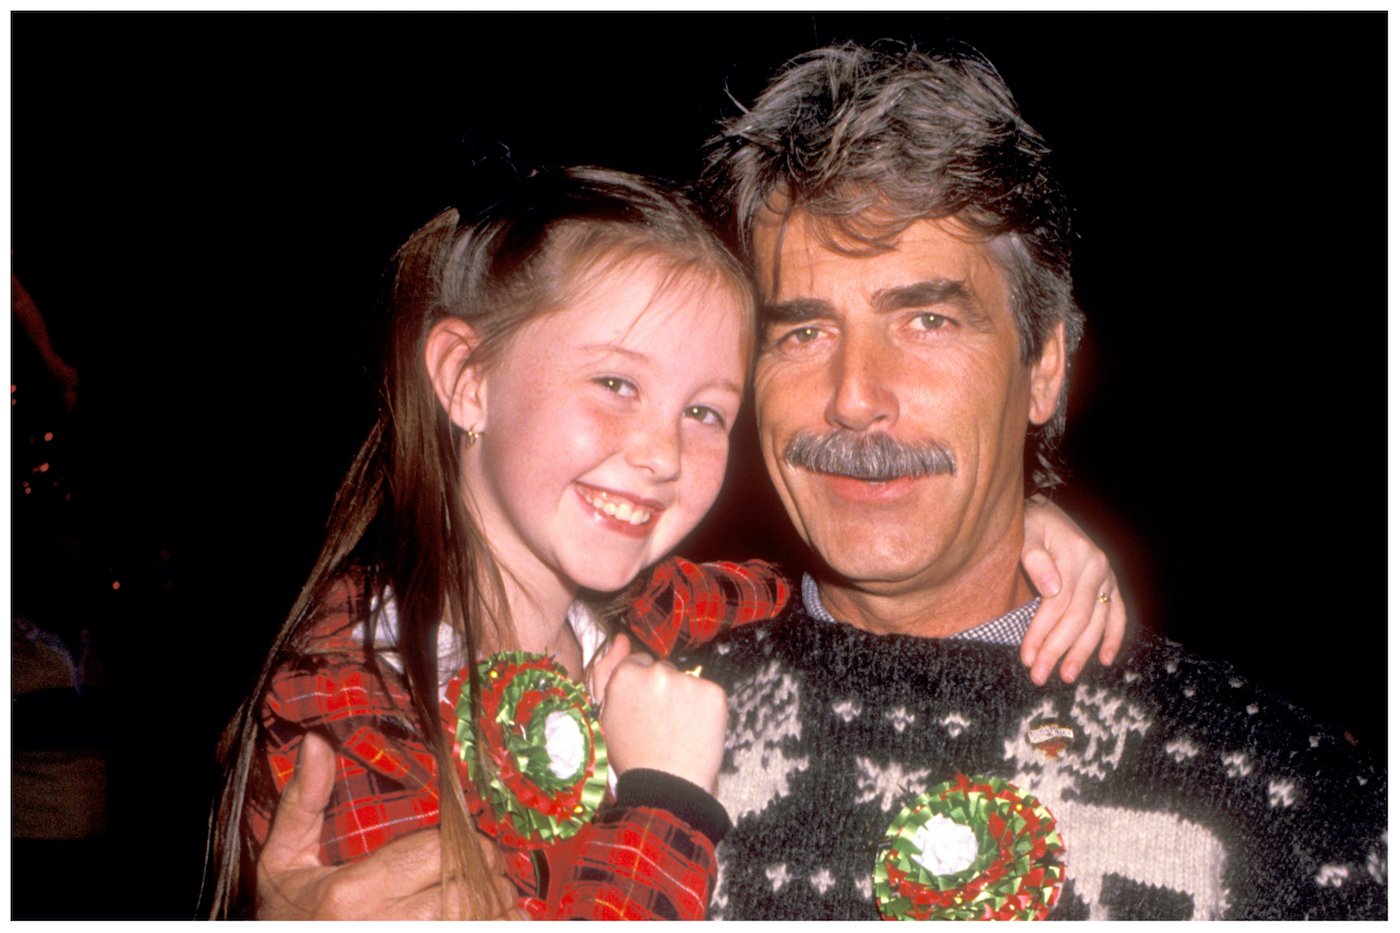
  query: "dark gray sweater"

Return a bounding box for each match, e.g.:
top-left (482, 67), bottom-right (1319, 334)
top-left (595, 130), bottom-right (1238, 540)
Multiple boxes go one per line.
top-left (687, 602), bottom-right (1386, 920)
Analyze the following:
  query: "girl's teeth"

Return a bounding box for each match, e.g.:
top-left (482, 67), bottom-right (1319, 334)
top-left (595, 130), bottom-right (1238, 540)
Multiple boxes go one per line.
top-left (583, 488), bottom-right (653, 525)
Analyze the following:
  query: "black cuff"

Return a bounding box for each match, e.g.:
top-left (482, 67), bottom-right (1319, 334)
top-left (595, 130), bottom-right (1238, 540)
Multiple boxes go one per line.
top-left (613, 768), bottom-right (732, 846)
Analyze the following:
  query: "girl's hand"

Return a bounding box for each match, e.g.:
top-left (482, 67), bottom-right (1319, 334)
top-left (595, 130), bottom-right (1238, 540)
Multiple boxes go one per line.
top-left (1019, 497), bottom-right (1127, 686)
top-left (587, 633), bottom-right (635, 707)
top-left (595, 638), bottom-right (728, 794)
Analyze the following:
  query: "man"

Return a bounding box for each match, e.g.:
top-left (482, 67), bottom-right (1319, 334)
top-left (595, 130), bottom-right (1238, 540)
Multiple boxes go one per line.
top-left (252, 40), bottom-right (1385, 921)
top-left (686, 40), bottom-right (1385, 920)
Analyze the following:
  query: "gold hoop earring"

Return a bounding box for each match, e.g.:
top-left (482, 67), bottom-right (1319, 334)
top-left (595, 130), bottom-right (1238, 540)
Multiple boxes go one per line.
top-left (465, 429), bottom-right (482, 446)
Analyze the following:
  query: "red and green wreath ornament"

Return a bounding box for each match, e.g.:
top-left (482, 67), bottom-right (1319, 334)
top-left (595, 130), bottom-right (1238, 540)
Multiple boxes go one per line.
top-left (445, 651), bottom-right (608, 847)
top-left (873, 774), bottom-right (1065, 921)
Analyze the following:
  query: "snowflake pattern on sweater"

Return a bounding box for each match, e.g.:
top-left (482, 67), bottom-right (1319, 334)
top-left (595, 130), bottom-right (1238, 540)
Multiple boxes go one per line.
top-left (687, 603), bottom-right (1387, 920)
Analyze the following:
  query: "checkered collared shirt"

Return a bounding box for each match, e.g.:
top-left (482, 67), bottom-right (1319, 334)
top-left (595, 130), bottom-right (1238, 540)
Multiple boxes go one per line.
top-left (801, 573), bottom-right (1040, 645)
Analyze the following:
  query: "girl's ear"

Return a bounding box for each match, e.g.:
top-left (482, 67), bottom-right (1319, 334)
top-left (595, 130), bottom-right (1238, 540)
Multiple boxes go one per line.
top-left (425, 318), bottom-right (488, 434)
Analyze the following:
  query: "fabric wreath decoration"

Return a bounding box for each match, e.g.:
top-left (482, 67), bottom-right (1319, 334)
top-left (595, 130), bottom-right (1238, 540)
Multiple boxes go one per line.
top-left (446, 651), bottom-right (608, 847)
top-left (873, 774), bottom-right (1064, 921)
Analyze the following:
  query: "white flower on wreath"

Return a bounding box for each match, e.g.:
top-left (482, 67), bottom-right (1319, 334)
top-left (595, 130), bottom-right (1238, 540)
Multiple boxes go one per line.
top-left (909, 813), bottom-right (980, 876)
top-left (545, 710), bottom-right (586, 779)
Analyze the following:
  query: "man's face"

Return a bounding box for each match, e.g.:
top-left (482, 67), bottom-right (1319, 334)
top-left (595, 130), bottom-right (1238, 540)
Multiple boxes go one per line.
top-left (752, 212), bottom-right (1065, 600)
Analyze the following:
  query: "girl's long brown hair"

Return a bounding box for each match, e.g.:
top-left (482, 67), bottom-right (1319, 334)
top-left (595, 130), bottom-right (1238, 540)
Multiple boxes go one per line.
top-left (206, 167), bottom-right (754, 918)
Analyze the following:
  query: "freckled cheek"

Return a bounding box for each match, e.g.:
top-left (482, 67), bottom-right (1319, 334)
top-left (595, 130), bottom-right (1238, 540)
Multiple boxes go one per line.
top-left (567, 404), bottom-right (632, 458)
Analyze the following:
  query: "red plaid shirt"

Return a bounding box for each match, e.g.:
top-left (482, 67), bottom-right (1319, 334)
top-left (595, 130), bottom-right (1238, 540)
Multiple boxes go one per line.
top-left (247, 557), bottom-right (788, 920)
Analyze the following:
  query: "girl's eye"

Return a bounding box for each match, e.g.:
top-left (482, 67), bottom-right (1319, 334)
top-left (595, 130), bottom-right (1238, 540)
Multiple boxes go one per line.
top-left (684, 405), bottom-right (727, 429)
top-left (911, 312), bottom-right (951, 332)
top-left (595, 376), bottom-right (638, 398)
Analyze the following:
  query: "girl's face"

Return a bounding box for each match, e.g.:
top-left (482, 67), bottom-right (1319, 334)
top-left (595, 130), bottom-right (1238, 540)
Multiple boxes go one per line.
top-left (463, 257), bottom-right (749, 599)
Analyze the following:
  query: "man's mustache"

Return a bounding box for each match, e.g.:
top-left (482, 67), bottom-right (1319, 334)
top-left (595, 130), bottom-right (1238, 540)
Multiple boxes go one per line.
top-left (782, 430), bottom-right (956, 482)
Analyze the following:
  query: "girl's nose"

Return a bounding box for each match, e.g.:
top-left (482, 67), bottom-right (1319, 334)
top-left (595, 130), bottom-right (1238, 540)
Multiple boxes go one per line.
top-left (625, 416), bottom-right (682, 481)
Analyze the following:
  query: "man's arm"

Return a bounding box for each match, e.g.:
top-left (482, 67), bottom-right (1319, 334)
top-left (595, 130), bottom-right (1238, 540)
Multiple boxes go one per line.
top-left (256, 732), bottom-right (523, 920)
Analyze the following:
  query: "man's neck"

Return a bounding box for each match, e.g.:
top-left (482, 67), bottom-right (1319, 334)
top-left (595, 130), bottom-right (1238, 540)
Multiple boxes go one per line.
top-left (814, 535), bottom-right (1033, 639)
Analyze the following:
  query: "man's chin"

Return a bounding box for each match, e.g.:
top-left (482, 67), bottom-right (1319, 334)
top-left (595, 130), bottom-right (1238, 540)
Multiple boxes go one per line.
top-left (803, 529), bottom-right (951, 589)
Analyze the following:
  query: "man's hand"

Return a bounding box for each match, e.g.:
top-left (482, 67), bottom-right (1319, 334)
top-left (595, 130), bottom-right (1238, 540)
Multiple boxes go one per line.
top-left (255, 731), bottom-right (524, 920)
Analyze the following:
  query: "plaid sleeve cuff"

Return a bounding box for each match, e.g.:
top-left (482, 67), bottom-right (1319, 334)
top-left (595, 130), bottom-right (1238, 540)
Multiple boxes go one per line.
top-left (613, 768), bottom-right (731, 845)
top-left (626, 557), bottom-right (792, 657)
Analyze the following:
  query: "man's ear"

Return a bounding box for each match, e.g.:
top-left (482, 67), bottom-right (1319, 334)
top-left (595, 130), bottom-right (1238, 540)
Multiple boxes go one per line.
top-left (1027, 321), bottom-right (1067, 427)
top-left (424, 318), bottom-right (487, 434)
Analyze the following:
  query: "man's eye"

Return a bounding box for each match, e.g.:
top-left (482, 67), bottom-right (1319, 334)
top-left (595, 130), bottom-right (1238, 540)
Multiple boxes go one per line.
top-left (684, 405), bottom-right (727, 429)
top-left (912, 312), bottom-right (951, 332)
top-left (772, 324), bottom-right (825, 349)
top-left (595, 376), bottom-right (638, 398)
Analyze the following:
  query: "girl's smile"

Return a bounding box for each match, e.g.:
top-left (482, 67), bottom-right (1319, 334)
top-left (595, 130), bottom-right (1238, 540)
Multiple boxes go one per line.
top-left (574, 483), bottom-right (663, 537)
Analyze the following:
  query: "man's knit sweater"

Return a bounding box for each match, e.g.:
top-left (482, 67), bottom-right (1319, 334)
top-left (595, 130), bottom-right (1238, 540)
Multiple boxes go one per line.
top-left (687, 599), bottom-right (1386, 920)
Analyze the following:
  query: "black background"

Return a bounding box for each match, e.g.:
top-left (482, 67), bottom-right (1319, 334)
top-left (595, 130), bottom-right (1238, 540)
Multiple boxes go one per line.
top-left (12, 12), bottom-right (1386, 918)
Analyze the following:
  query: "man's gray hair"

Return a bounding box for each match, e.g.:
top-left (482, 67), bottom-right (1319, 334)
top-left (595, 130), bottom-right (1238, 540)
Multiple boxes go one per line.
top-left (701, 40), bottom-right (1085, 491)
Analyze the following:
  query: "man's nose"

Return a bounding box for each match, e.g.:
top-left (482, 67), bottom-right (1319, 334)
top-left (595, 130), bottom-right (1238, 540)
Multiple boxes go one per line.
top-left (625, 413), bottom-right (682, 481)
top-left (826, 331), bottom-right (898, 432)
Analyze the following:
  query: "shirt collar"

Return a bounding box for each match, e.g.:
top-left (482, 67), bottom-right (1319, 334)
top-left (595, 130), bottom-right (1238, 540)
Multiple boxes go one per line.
top-left (800, 573), bottom-right (1039, 647)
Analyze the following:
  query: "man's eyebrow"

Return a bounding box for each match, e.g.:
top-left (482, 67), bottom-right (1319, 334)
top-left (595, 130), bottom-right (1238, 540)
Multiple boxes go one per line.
top-left (873, 280), bottom-right (987, 323)
top-left (760, 298), bottom-right (834, 326)
top-left (762, 281), bottom-right (991, 327)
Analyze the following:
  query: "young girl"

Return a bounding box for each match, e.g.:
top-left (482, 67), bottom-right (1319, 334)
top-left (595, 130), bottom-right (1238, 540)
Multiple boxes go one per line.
top-left (209, 167), bottom-right (1123, 920)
